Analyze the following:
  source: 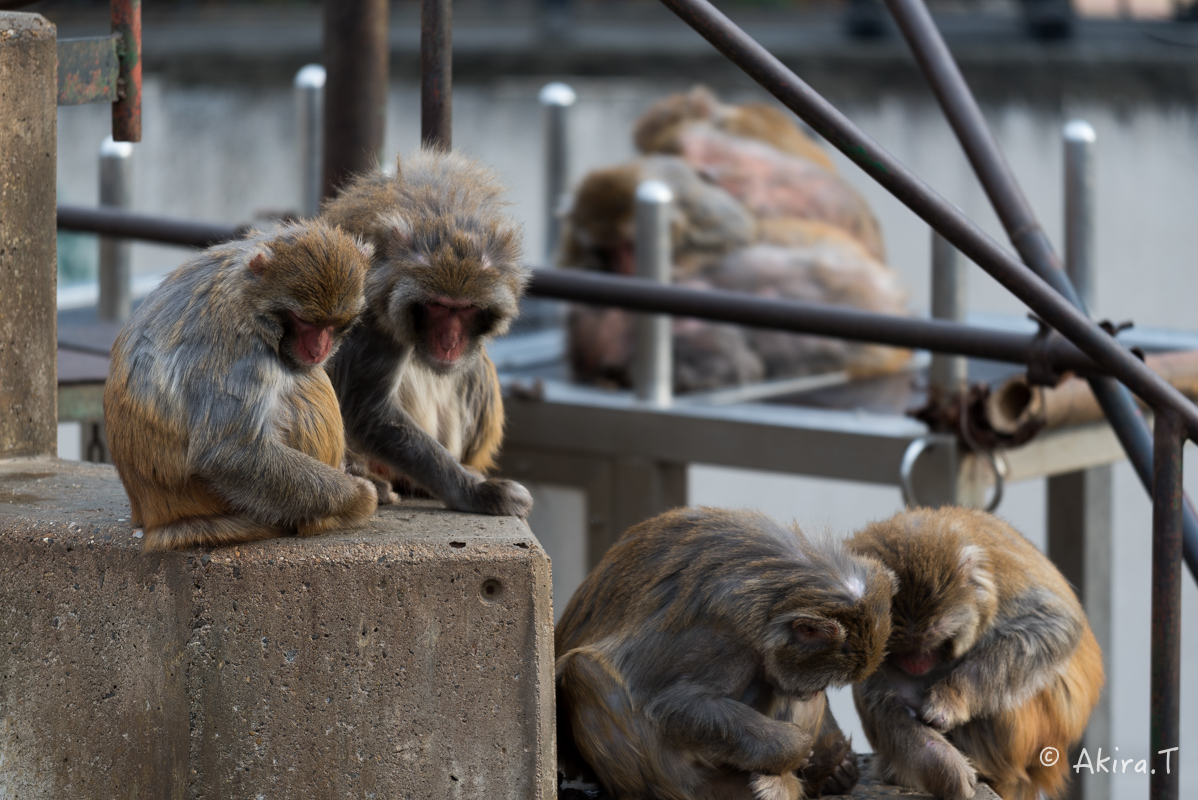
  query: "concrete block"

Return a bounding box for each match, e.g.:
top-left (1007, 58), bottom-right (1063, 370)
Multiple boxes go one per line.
top-left (0, 13), bottom-right (58, 458)
top-left (0, 458), bottom-right (555, 799)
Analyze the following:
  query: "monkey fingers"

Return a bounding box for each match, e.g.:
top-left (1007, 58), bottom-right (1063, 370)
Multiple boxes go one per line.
top-left (920, 680), bottom-right (971, 732)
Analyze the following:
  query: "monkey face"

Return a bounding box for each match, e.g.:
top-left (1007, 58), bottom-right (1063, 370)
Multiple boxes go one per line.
top-left (371, 214), bottom-right (525, 375)
top-left (848, 512), bottom-right (998, 674)
top-left (244, 221), bottom-right (370, 371)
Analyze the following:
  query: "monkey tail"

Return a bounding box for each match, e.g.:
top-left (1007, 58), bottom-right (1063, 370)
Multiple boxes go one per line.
top-left (143, 514), bottom-right (284, 551)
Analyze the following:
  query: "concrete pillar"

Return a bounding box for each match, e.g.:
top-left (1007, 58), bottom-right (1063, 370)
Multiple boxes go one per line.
top-left (0, 459), bottom-right (555, 799)
top-left (0, 12), bottom-right (57, 458)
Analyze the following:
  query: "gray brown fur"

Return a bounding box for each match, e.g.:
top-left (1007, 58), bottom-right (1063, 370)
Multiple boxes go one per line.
top-left (848, 508), bottom-right (1104, 800)
top-left (103, 221), bottom-right (378, 550)
top-left (556, 507), bottom-right (897, 800)
top-left (321, 149), bottom-right (532, 517)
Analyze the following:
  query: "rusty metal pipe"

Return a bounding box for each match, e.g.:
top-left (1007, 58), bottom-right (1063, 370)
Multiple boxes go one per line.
top-left (421, 0), bottom-right (452, 151)
top-left (322, 0), bottom-right (388, 199)
top-left (1151, 408), bottom-right (1183, 800)
top-left (882, 0), bottom-right (1198, 581)
top-left (110, 0), bottom-right (141, 142)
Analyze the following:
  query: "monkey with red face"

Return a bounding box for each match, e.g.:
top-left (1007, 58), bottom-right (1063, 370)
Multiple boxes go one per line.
top-left (321, 149), bottom-right (532, 517)
top-left (104, 221), bottom-right (378, 550)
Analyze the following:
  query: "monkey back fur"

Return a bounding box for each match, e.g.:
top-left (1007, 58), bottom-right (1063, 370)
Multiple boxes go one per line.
top-left (555, 507), bottom-right (897, 800)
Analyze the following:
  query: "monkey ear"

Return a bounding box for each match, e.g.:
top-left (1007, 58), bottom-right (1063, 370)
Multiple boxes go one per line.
top-left (791, 618), bottom-right (843, 647)
top-left (247, 248), bottom-right (273, 277)
top-left (355, 238), bottom-right (375, 262)
top-left (958, 544), bottom-right (997, 603)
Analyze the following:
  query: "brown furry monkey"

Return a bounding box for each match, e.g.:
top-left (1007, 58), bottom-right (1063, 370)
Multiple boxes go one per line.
top-left (847, 508), bottom-right (1104, 800)
top-left (104, 221), bottom-right (378, 550)
top-left (633, 85), bottom-right (837, 173)
top-left (321, 149), bottom-right (532, 517)
top-left (556, 507), bottom-right (897, 800)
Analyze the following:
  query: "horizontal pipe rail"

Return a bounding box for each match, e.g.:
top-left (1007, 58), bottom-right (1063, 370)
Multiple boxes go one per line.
top-left (58, 203), bottom-right (1118, 374)
top-left (656, 0), bottom-right (1198, 443)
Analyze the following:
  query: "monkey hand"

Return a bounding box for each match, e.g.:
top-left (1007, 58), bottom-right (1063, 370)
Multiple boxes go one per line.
top-left (912, 735), bottom-right (977, 800)
top-left (460, 477), bottom-right (534, 518)
top-left (748, 772), bottom-right (802, 800)
top-left (920, 681), bottom-right (970, 732)
top-left (297, 476), bottom-right (378, 536)
top-left (799, 735), bottom-right (857, 797)
top-left (344, 455), bottom-right (400, 505)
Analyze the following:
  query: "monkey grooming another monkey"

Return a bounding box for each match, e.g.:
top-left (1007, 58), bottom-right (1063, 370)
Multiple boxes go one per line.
top-left (321, 149), bottom-right (533, 518)
top-left (556, 507), bottom-right (897, 800)
top-left (104, 221), bottom-right (379, 551)
top-left (847, 507), bottom-right (1104, 800)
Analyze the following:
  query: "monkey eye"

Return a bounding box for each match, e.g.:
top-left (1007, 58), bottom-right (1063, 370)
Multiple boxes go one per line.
top-left (791, 618), bottom-right (839, 647)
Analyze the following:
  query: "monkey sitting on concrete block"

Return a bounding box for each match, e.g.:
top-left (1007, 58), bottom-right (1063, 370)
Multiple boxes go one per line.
top-left (847, 507), bottom-right (1104, 800)
top-left (104, 221), bottom-right (378, 550)
top-left (556, 507), bottom-right (898, 800)
top-left (321, 149), bottom-right (533, 518)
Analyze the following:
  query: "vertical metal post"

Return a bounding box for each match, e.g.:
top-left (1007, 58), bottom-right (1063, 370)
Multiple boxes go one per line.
top-left (1151, 408), bottom-right (1183, 800)
top-left (295, 64), bottom-right (326, 217)
top-left (1048, 119), bottom-right (1111, 800)
top-left (97, 136), bottom-right (133, 322)
top-left (321, 0), bottom-right (388, 200)
top-left (110, 0), bottom-right (141, 142)
top-left (928, 230), bottom-right (967, 398)
top-left (633, 180), bottom-right (673, 407)
top-left (540, 81), bottom-right (576, 262)
top-left (421, 0), bottom-right (452, 151)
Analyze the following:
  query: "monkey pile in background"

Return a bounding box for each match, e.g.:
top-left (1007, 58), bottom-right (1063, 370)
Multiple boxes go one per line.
top-left (560, 86), bottom-right (911, 393)
top-left (105, 221), bottom-right (380, 550)
top-left (848, 508), bottom-right (1104, 800)
top-left (555, 507), bottom-right (897, 800)
top-left (321, 149), bottom-right (533, 518)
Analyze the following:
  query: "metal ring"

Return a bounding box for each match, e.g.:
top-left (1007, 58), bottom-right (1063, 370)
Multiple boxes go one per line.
top-left (899, 436), bottom-right (937, 508)
top-left (899, 435), bottom-right (1007, 512)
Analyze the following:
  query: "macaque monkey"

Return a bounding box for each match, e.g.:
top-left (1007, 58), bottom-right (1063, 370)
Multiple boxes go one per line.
top-left (847, 508), bottom-right (1104, 800)
top-left (559, 155), bottom-right (756, 279)
top-left (556, 507), bottom-right (898, 800)
top-left (104, 221), bottom-right (379, 550)
top-left (320, 149), bottom-right (533, 517)
top-left (633, 85), bottom-right (838, 173)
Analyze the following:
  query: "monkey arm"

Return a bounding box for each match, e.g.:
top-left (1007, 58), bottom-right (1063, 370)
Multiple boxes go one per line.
top-left (643, 682), bottom-right (815, 776)
top-left (186, 368), bottom-right (367, 526)
top-left (922, 587), bottom-right (1084, 729)
top-left (330, 334), bottom-right (531, 517)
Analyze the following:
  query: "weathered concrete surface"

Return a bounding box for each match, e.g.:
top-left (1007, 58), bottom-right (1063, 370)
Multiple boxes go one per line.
top-left (0, 458), bottom-right (555, 799)
top-left (0, 14), bottom-right (57, 458)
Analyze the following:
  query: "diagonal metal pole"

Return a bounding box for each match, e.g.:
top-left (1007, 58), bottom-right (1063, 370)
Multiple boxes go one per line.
top-left (882, 0), bottom-right (1198, 581)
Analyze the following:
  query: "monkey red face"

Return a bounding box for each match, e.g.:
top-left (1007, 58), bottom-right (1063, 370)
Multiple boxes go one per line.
top-left (894, 650), bottom-right (938, 677)
top-left (419, 297), bottom-right (484, 367)
top-left (288, 311), bottom-right (336, 366)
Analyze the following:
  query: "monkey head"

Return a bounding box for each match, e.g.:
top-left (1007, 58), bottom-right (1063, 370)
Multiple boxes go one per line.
top-left (242, 221), bottom-right (371, 370)
top-left (848, 510), bottom-right (1000, 680)
top-left (560, 155), bottom-right (754, 277)
top-left (372, 210), bottom-right (525, 373)
top-left (755, 542), bottom-right (897, 698)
